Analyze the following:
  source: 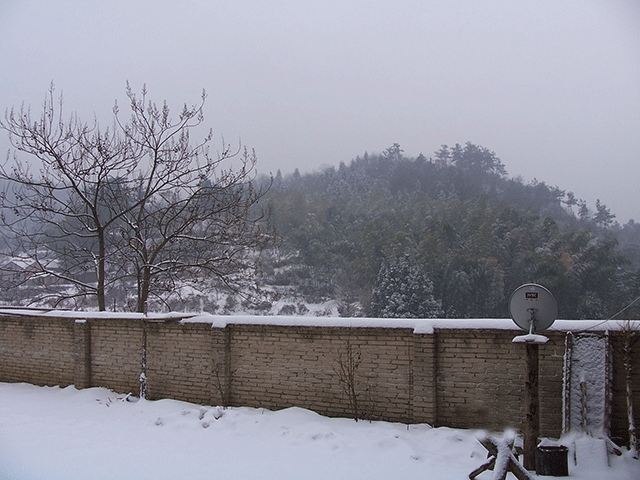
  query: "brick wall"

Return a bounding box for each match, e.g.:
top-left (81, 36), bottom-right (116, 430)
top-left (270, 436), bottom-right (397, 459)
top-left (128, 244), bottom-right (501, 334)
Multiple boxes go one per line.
top-left (146, 321), bottom-right (216, 405)
top-left (0, 314), bottom-right (76, 386)
top-left (0, 312), bottom-right (637, 440)
top-left (609, 330), bottom-right (640, 445)
top-left (89, 318), bottom-right (144, 395)
top-left (432, 329), bottom-right (565, 433)
top-left (226, 325), bottom-right (415, 422)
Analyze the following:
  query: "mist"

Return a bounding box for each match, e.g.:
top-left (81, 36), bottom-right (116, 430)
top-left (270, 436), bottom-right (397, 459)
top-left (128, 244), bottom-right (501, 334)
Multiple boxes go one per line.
top-left (1, 0), bottom-right (639, 221)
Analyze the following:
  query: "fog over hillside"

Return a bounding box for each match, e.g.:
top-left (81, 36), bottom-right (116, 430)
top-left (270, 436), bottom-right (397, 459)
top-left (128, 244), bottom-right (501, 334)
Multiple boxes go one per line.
top-left (1, 143), bottom-right (638, 321)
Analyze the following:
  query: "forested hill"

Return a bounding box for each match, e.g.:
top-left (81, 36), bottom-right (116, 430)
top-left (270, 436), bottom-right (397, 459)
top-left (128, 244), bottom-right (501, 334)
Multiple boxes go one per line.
top-left (259, 143), bottom-right (640, 320)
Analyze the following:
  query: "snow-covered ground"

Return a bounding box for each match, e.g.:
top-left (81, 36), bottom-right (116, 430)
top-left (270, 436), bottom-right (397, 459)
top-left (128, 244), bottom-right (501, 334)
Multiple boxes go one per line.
top-left (0, 383), bottom-right (638, 479)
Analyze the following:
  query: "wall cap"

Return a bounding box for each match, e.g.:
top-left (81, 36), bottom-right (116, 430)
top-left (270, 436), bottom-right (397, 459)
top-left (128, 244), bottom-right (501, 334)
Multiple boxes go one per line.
top-left (0, 308), bottom-right (635, 334)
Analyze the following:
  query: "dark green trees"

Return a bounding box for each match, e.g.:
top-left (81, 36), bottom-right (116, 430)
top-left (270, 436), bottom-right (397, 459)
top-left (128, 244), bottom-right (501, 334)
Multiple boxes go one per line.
top-left (371, 255), bottom-right (443, 318)
top-left (263, 142), bottom-right (639, 320)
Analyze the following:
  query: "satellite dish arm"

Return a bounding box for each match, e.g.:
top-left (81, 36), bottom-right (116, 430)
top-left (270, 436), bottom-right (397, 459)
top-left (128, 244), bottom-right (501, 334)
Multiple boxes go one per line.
top-left (528, 308), bottom-right (537, 335)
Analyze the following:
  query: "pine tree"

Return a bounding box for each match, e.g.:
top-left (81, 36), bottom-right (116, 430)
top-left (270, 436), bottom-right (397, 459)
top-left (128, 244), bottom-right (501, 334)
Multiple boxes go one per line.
top-left (370, 255), bottom-right (443, 318)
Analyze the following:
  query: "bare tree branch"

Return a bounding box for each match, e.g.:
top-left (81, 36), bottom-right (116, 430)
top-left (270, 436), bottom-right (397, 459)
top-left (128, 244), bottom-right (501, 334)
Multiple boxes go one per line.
top-left (0, 83), bottom-right (274, 312)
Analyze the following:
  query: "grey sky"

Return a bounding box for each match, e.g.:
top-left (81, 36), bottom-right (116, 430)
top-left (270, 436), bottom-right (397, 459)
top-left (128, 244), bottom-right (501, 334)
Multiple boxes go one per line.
top-left (1, 0), bottom-right (639, 222)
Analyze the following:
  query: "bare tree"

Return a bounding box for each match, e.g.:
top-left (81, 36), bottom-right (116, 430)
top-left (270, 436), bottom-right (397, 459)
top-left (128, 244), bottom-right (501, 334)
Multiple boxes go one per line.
top-left (112, 84), bottom-right (272, 313)
top-left (334, 336), bottom-right (362, 421)
top-left (0, 83), bottom-right (272, 311)
top-left (0, 84), bottom-right (135, 310)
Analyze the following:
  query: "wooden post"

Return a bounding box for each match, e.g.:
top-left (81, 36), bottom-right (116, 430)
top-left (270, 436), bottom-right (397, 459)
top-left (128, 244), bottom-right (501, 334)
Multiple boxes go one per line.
top-left (563, 332), bottom-right (573, 433)
top-left (524, 343), bottom-right (539, 470)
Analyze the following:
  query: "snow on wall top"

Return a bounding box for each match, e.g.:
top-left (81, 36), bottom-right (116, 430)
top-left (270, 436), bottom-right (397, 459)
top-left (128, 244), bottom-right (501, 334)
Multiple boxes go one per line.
top-left (0, 308), bottom-right (189, 321)
top-left (0, 308), bottom-right (635, 335)
top-left (183, 315), bottom-right (634, 335)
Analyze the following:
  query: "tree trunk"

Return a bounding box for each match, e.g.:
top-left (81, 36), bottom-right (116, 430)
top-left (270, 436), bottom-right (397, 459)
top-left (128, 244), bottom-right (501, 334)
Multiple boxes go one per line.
top-left (137, 265), bottom-right (151, 314)
top-left (96, 229), bottom-right (106, 311)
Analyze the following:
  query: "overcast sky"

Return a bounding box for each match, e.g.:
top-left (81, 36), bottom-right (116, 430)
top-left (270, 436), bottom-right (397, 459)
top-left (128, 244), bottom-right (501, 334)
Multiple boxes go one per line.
top-left (1, 0), bottom-right (639, 222)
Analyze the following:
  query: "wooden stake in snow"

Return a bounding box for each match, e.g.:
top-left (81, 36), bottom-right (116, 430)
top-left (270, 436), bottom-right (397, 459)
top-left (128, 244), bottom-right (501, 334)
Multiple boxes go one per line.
top-left (580, 376), bottom-right (588, 434)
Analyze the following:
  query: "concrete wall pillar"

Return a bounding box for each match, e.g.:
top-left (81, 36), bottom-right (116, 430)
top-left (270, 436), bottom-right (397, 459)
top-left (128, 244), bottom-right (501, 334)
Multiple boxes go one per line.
top-left (73, 319), bottom-right (91, 389)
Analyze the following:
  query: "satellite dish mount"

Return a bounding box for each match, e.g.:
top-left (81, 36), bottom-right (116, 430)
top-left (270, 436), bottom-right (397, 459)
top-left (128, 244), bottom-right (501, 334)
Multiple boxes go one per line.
top-left (526, 307), bottom-right (536, 335)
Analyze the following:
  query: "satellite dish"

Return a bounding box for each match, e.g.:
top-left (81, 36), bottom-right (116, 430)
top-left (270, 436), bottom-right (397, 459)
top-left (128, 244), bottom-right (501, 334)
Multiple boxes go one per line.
top-left (509, 283), bottom-right (557, 334)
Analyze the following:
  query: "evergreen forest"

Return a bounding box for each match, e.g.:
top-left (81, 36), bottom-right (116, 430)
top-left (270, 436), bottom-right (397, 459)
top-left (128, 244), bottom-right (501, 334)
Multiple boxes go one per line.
top-left (258, 143), bottom-right (640, 320)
